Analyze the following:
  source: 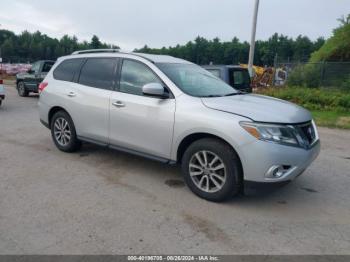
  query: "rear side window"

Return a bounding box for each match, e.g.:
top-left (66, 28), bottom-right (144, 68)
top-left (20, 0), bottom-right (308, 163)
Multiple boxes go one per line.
top-left (229, 69), bottom-right (251, 88)
top-left (79, 58), bottom-right (116, 90)
top-left (233, 71), bottom-right (244, 85)
top-left (42, 62), bottom-right (54, 73)
top-left (53, 59), bottom-right (84, 82)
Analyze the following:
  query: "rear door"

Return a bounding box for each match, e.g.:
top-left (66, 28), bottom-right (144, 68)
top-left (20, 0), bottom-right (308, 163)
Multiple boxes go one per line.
top-left (53, 57), bottom-right (117, 143)
top-left (109, 59), bottom-right (175, 159)
top-left (71, 57), bottom-right (117, 143)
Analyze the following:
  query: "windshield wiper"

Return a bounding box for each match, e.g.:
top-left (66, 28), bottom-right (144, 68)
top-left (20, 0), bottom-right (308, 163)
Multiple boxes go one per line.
top-left (224, 91), bottom-right (246, 96)
top-left (201, 94), bottom-right (223, 98)
top-left (201, 91), bottom-right (246, 98)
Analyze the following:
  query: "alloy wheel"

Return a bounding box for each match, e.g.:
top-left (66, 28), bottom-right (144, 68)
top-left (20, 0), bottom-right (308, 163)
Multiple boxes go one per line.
top-left (189, 150), bottom-right (227, 193)
top-left (53, 117), bottom-right (71, 146)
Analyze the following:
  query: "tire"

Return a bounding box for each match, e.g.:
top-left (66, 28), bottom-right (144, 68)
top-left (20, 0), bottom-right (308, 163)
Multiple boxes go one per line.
top-left (50, 110), bottom-right (81, 152)
top-left (17, 81), bottom-right (29, 97)
top-left (181, 138), bottom-right (243, 202)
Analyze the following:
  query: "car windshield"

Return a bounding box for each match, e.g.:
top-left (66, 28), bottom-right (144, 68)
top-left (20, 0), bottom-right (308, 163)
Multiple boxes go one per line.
top-left (156, 63), bottom-right (238, 97)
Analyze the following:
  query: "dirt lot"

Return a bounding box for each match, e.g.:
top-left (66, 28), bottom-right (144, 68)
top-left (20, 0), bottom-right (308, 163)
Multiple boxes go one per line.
top-left (1, 84), bottom-right (350, 255)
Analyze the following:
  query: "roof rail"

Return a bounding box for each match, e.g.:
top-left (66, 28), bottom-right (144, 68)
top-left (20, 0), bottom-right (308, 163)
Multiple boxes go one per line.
top-left (71, 49), bottom-right (121, 55)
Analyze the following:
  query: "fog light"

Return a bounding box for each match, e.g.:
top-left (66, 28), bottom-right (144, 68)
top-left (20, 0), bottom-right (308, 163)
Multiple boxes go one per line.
top-left (265, 165), bottom-right (291, 179)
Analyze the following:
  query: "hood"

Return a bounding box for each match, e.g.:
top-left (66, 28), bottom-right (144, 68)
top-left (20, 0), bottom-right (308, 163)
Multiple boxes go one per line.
top-left (201, 94), bottom-right (312, 124)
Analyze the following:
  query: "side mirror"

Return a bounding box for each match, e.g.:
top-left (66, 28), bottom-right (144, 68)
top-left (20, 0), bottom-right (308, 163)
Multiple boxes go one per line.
top-left (142, 83), bottom-right (167, 98)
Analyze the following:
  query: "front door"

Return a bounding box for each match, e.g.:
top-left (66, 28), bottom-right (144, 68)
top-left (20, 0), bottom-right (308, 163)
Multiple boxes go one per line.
top-left (109, 59), bottom-right (175, 159)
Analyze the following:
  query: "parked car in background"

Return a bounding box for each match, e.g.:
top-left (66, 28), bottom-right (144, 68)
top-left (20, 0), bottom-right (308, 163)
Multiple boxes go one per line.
top-left (202, 65), bottom-right (252, 93)
top-left (16, 60), bottom-right (55, 97)
top-left (0, 80), bottom-right (5, 106)
top-left (39, 50), bottom-right (320, 202)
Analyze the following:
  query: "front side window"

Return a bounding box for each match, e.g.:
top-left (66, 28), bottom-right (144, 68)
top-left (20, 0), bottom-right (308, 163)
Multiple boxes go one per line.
top-left (53, 58), bottom-right (84, 82)
top-left (79, 58), bottom-right (116, 90)
top-left (119, 60), bottom-right (162, 96)
top-left (157, 63), bottom-right (237, 97)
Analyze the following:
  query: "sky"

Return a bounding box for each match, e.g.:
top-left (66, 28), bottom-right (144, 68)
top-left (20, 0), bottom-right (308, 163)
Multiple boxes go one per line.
top-left (0, 0), bottom-right (349, 50)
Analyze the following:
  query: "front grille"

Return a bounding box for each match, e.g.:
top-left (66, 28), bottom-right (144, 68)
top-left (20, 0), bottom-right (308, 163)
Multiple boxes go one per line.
top-left (295, 121), bottom-right (317, 148)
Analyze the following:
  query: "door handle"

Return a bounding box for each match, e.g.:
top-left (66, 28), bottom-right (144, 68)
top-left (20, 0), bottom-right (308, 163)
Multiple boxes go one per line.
top-left (112, 101), bottom-right (125, 108)
top-left (67, 91), bottom-right (76, 97)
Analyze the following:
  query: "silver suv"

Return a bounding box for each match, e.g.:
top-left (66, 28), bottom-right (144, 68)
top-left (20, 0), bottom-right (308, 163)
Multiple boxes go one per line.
top-left (39, 49), bottom-right (320, 202)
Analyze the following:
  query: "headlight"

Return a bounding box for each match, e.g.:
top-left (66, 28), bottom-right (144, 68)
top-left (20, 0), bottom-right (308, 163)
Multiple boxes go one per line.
top-left (240, 122), bottom-right (300, 147)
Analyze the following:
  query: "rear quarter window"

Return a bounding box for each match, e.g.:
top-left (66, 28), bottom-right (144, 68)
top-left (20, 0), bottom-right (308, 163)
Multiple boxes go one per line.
top-left (53, 58), bottom-right (84, 82)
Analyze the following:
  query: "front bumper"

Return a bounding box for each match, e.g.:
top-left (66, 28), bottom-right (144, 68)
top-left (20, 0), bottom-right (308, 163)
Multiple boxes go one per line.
top-left (240, 139), bottom-right (320, 183)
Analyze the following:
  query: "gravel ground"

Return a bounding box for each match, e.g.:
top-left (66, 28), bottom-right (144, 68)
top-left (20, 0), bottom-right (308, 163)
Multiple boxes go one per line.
top-left (0, 84), bottom-right (350, 255)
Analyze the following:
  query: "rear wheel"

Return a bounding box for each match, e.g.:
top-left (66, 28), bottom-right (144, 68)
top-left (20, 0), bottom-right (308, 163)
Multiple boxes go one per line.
top-left (17, 81), bottom-right (28, 97)
top-left (50, 111), bottom-right (81, 152)
top-left (181, 138), bottom-right (242, 202)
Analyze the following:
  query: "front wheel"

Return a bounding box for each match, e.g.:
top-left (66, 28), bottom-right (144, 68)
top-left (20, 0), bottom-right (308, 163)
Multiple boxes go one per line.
top-left (17, 81), bottom-right (28, 97)
top-left (50, 111), bottom-right (81, 152)
top-left (181, 138), bottom-right (243, 202)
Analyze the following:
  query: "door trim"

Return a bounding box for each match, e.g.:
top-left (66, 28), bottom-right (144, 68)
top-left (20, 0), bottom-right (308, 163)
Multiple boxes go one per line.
top-left (77, 135), bottom-right (173, 164)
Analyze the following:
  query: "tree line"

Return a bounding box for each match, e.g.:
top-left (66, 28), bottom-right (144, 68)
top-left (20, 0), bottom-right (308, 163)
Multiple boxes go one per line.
top-left (0, 29), bottom-right (324, 65)
top-left (136, 34), bottom-right (325, 66)
top-left (0, 30), bottom-right (119, 63)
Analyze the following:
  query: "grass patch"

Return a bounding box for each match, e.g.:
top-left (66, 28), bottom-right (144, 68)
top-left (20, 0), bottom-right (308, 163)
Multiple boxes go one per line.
top-left (257, 86), bottom-right (350, 129)
top-left (311, 111), bottom-right (350, 129)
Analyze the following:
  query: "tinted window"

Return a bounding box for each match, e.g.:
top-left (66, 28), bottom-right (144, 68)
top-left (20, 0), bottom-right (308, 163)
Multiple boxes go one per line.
top-left (120, 60), bottom-right (162, 96)
top-left (207, 69), bottom-right (221, 78)
top-left (42, 62), bottom-right (54, 73)
top-left (229, 69), bottom-right (250, 88)
top-left (54, 58), bottom-right (84, 82)
top-left (79, 58), bottom-right (116, 89)
top-left (233, 71), bottom-right (244, 85)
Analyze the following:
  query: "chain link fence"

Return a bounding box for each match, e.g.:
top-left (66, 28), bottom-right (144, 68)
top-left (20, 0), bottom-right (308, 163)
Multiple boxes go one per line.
top-left (274, 61), bottom-right (350, 88)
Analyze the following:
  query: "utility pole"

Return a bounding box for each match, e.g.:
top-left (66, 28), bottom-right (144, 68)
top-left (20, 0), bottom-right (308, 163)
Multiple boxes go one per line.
top-left (248, 0), bottom-right (260, 77)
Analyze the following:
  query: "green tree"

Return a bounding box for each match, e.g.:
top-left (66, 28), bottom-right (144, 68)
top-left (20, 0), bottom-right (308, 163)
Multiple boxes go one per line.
top-left (311, 14), bottom-right (350, 62)
top-left (293, 35), bottom-right (313, 62)
top-left (90, 35), bottom-right (102, 49)
top-left (1, 38), bottom-right (15, 59)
